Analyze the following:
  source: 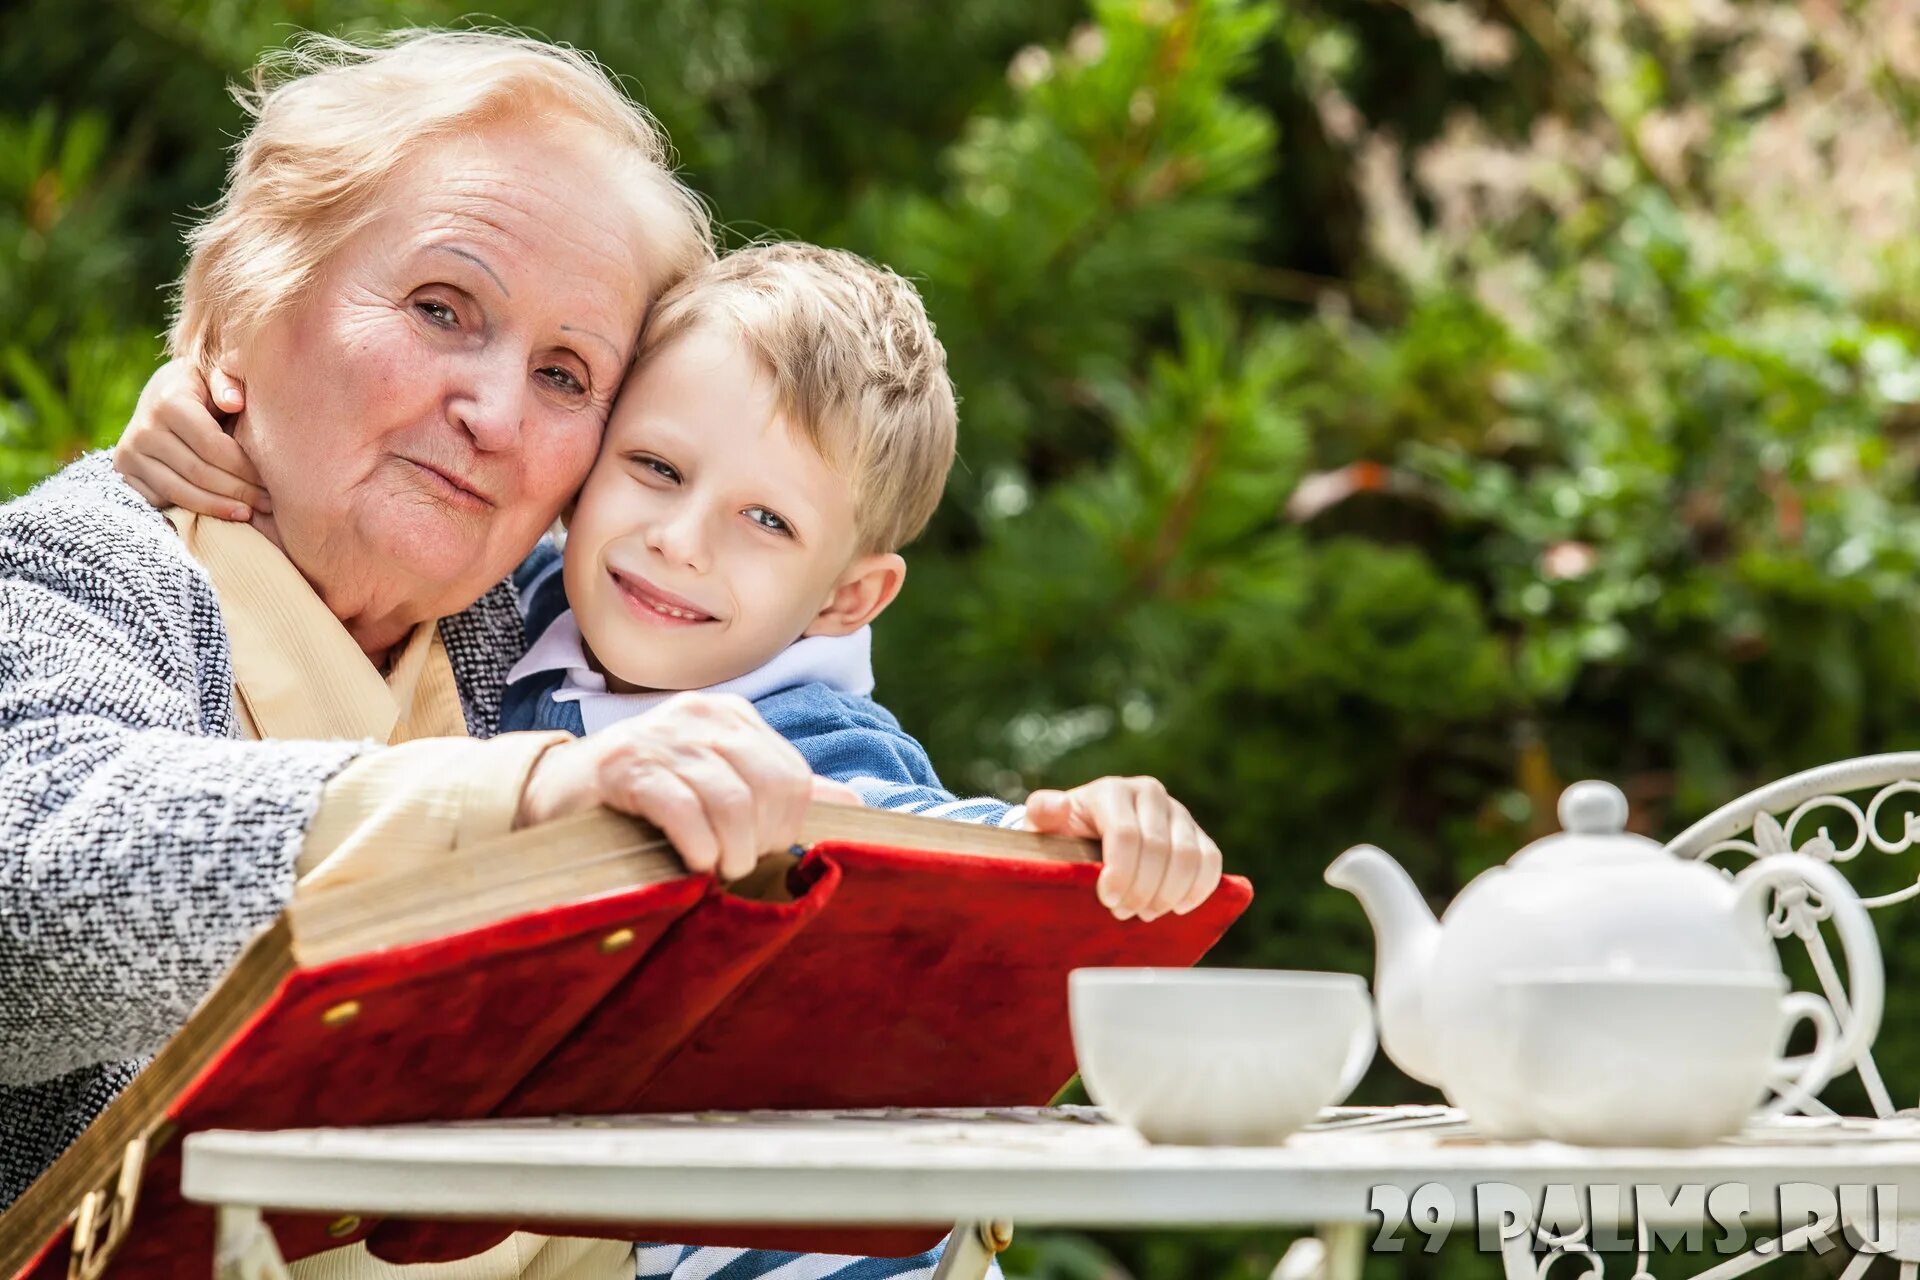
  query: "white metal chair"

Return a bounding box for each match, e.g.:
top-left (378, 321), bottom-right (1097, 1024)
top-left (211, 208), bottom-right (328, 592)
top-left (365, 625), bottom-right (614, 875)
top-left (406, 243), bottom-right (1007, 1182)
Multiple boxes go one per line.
top-left (1513, 752), bottom-right (1920, 1280)
top-left (1663, 752), bottom-right (1920, 1122)
top-left (1276, 755), bottom-right (1920, 1280)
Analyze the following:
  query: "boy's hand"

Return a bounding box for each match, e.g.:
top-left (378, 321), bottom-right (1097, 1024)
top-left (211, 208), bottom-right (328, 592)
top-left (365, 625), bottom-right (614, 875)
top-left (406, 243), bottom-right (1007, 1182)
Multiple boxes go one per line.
top-left (114, 358), bottom-right (270, 521)
top-left (1024, 777), bottom-right (1222, 922)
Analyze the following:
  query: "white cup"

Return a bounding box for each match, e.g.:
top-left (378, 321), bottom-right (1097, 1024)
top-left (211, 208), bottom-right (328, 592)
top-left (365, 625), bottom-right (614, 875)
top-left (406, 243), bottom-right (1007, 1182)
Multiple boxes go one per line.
top-left (1068, 968), bottom-right (1376, 1145)
top-left (1498, 969), bottom-right (1840, 1147)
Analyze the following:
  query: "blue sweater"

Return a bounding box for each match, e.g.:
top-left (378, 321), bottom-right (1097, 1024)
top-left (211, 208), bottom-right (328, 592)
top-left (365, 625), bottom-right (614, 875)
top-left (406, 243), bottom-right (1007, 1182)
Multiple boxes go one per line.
top-left (499, 542), bottom-right (1022, 827)
top-left (500, 542), bottom-right (1012, 1279)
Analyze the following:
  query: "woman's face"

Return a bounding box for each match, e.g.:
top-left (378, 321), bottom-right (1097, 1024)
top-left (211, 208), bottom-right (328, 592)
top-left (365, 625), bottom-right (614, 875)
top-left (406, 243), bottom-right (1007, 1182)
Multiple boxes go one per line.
top-left (228, 123), bottom-right (653, 649)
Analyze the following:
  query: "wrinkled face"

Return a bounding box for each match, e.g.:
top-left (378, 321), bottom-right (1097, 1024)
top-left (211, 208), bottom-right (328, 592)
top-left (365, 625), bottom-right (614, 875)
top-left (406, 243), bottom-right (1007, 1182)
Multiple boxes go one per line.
top-left (229, 123), bottom-right (652, 641)
top-left (563, 326), bottom-right (866, 692)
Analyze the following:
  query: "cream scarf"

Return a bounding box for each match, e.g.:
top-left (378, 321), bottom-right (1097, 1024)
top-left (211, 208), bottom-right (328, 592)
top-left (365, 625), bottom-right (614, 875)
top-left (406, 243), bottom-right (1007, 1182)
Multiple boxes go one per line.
top-left (166, 509), bottom-right (633, 1280)
top-left (164, 509), bottom-right (465, 744)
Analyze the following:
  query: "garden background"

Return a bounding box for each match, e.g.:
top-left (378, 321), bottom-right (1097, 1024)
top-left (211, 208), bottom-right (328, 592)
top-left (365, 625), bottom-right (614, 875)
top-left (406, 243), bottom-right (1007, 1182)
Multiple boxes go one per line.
top-left (5, 0), bottom-right (1919, 1275)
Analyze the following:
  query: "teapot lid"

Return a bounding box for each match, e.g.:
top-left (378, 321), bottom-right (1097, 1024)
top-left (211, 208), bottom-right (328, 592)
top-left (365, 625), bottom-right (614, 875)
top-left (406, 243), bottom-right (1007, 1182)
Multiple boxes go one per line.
top-left (1509, 780), bottom-right (1669, 869)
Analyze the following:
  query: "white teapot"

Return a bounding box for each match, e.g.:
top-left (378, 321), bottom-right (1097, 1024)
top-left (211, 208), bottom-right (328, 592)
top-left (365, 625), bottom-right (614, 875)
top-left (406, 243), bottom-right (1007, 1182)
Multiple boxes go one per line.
top-left (1324, 781), bottom-right (1884, 1137)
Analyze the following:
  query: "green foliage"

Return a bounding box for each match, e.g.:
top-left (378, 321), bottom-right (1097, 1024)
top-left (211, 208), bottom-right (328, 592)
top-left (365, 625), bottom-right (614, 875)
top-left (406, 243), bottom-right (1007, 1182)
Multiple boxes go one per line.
top-left (7, 0), bottom-right (1920, 1276)
top-left (0, 107), bottom-right (155, 489)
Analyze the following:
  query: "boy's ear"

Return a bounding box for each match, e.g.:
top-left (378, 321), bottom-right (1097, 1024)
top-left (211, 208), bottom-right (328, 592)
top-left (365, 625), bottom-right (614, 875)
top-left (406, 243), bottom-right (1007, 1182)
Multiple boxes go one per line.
top-left (803, 552), bottom-right (905, 638)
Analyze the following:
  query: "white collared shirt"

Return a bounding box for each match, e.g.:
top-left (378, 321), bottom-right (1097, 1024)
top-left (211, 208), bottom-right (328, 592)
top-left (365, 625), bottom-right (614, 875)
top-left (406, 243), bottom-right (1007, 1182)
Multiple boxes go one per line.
top-left (504, 610), bottom-right (876, 737)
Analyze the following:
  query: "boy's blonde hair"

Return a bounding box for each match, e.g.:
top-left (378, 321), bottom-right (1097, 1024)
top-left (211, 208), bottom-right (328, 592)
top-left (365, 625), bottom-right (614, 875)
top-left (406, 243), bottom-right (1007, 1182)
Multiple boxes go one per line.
top-left (171, 29), bottom-right (715, 369)
top-left (640, 242), bottom-right (957, 553)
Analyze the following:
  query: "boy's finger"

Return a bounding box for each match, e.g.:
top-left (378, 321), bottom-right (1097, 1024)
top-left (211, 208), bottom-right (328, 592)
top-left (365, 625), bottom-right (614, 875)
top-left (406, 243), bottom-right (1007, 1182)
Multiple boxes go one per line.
top-left (121, 474), bottom-right (163, 510)
top-left (1027, 787), bottom-right (1112, 840)
top-left (199, 430), bottom-right (266, 491)
top-left (1155, 809), bottom-right (1207, 918)
top-left (1022, 789), bottom-right (1070, 832)
top-left (209, 367), bottom-right (246, 412)
top-left (152, 430), bottom-right (268, 512)
top-left (136, 457), bottom-right (255, 521)
top-left (1177, 831), bottom-right (1225, 913)
top-left (1088, 784), bottom-right (1142, 914)
top-left (168, 406), bottom-right (266, 490)
top-left (1122, 786), bottom-right (1175, 920)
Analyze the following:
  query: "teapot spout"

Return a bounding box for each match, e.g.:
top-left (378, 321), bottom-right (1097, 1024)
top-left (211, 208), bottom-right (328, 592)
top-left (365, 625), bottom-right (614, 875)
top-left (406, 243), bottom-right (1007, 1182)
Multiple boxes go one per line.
top-left (1325, 844), bottom-right (1445, 1087)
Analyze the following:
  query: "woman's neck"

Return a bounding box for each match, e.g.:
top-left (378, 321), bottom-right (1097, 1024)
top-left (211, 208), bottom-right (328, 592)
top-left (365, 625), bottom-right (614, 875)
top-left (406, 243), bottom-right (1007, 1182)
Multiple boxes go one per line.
top-left (346, 619), bottom-right (412, 673)
top-left (250, 511), bottom-right (417, 670)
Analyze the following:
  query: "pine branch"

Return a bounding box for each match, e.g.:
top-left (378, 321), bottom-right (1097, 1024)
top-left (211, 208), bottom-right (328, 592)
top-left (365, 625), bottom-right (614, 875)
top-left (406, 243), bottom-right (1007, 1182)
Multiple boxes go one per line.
top-left (1131, 403), bottom-right (1225, 599)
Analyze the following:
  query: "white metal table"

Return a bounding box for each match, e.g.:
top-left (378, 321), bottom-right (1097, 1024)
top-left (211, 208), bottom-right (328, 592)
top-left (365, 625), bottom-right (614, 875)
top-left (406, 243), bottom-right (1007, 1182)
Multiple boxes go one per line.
top-left (180, 1106), bottom-right (1920, 1280)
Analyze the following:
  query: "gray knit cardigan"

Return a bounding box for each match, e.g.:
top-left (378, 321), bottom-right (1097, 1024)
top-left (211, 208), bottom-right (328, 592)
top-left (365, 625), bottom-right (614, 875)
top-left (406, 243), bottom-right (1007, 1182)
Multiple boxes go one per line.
top-left (0, 454), bottom-right (526, 1207)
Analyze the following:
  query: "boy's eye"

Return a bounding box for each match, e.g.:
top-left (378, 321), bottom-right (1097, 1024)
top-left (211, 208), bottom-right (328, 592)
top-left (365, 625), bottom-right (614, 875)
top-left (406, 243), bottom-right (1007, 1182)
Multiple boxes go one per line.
top-left (631, 454), bottom-right (680, 484)
top-left (415, 300), bottom-right (458, 327)
top-left (745, 506), bottom-right (793, 537)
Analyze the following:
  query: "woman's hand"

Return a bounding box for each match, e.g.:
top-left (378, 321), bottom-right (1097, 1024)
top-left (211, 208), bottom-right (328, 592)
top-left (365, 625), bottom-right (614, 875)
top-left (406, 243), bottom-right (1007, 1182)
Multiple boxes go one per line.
top-left (113, 359), bottom-right (269, 520)
top-left (517, 691), bottom-right (839, 880)
top-left (1024, 776), bottom-right (1224, 922)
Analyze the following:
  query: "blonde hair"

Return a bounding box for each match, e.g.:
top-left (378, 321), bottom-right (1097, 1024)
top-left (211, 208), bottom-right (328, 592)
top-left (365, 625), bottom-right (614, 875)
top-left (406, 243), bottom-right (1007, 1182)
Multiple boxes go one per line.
top-left (170, 29), bottom-right (715, 367)
top-left (640, 242), bottom-right (957, 553)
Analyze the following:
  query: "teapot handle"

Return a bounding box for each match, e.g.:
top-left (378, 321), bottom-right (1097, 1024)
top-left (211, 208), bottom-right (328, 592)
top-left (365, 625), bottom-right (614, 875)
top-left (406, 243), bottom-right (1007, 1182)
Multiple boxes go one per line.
top-left (1732, 852), bottom-right (1884, 1081)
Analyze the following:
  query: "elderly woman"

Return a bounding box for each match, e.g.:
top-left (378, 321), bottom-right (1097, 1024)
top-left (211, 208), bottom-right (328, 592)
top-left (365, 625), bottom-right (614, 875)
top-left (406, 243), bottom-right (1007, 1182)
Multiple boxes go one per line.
top-left (0, 31), bottom-right (831, 1278)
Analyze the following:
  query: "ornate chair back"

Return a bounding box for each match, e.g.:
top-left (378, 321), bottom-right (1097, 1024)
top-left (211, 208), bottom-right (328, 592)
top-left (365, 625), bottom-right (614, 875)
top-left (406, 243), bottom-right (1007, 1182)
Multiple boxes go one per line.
top-left (1663, 752), bottom-right (1920, 1118)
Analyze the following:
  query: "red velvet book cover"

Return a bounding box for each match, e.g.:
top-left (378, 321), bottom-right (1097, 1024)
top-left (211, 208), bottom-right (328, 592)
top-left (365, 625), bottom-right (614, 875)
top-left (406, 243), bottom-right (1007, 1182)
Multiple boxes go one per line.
top-left (12, 841), bottom-right (1251, 1280)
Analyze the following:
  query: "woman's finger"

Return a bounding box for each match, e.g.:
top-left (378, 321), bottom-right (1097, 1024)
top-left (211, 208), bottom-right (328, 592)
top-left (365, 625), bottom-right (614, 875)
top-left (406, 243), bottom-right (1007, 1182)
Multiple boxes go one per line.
top-left (811, 777), bottom-right (862, 807)
top-left (671, 750), bottom-right (761, 881)
top-left (711, 726), bottom-right (812, 855)
top-left (650, 691), bottom-right (803, 860)
top-left (612, 759), bottom-right (720, 875)
top-left (1121, 783), bottom-right (1175, 921)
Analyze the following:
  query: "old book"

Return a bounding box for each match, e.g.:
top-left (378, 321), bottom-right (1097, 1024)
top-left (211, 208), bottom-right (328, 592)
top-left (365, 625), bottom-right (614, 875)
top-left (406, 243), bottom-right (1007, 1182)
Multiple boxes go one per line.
top-left (0, 802), bottom-right (1251, 1279)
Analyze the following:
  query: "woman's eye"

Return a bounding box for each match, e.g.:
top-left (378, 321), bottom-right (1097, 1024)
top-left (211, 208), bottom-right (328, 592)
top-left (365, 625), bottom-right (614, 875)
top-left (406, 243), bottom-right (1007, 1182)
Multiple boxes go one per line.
top-left (539, 366), bottom-right (586, 395)
top-left (415, 300), bottom-right (458, 327)
top-left (745, 506), bottom-right (793, 537)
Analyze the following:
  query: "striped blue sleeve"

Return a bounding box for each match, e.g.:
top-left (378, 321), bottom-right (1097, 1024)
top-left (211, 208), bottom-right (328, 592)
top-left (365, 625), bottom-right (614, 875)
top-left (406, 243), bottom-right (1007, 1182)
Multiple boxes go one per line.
top-left (753, 686), bottom-right (1024, 830)
top-left (756, 686), bottom-right (944, 791)
top-left (847, 778), bottom-right (1027, 830)
top-left (634, 1244), bottom-right (690, 1278)
top-left (637, 1240), bottom-right (1005, 1279)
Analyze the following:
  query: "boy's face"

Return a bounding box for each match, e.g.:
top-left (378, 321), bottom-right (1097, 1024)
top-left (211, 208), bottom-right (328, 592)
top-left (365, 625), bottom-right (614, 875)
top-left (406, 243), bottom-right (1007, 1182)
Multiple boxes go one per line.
top-left (562, 326), bottom-right (900, 692)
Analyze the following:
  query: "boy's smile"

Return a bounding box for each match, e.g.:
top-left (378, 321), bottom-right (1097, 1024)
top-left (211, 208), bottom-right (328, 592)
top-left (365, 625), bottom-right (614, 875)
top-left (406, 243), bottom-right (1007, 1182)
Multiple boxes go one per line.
top-left (562, 325), bottom-right (904, 693)
top-left (608, 566), bottom-right (718, 625)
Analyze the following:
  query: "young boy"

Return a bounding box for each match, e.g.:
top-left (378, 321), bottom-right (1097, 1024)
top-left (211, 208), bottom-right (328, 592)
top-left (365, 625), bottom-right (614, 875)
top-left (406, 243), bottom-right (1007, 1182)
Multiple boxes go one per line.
top-left (497, 242), bottom-right (1042, 832)
top-left (120, 240), bottom-right (1223, 925)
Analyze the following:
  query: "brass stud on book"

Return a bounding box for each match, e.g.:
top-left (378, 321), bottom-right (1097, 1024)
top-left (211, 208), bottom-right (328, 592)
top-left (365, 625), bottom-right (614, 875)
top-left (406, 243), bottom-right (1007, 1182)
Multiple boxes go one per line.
top-left (600, 928), bottom-right (636, 953)
top-left (321, 1000), bottom-right (361, 1026)
top-left (327, 1215), bottom-right (362, 1238)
